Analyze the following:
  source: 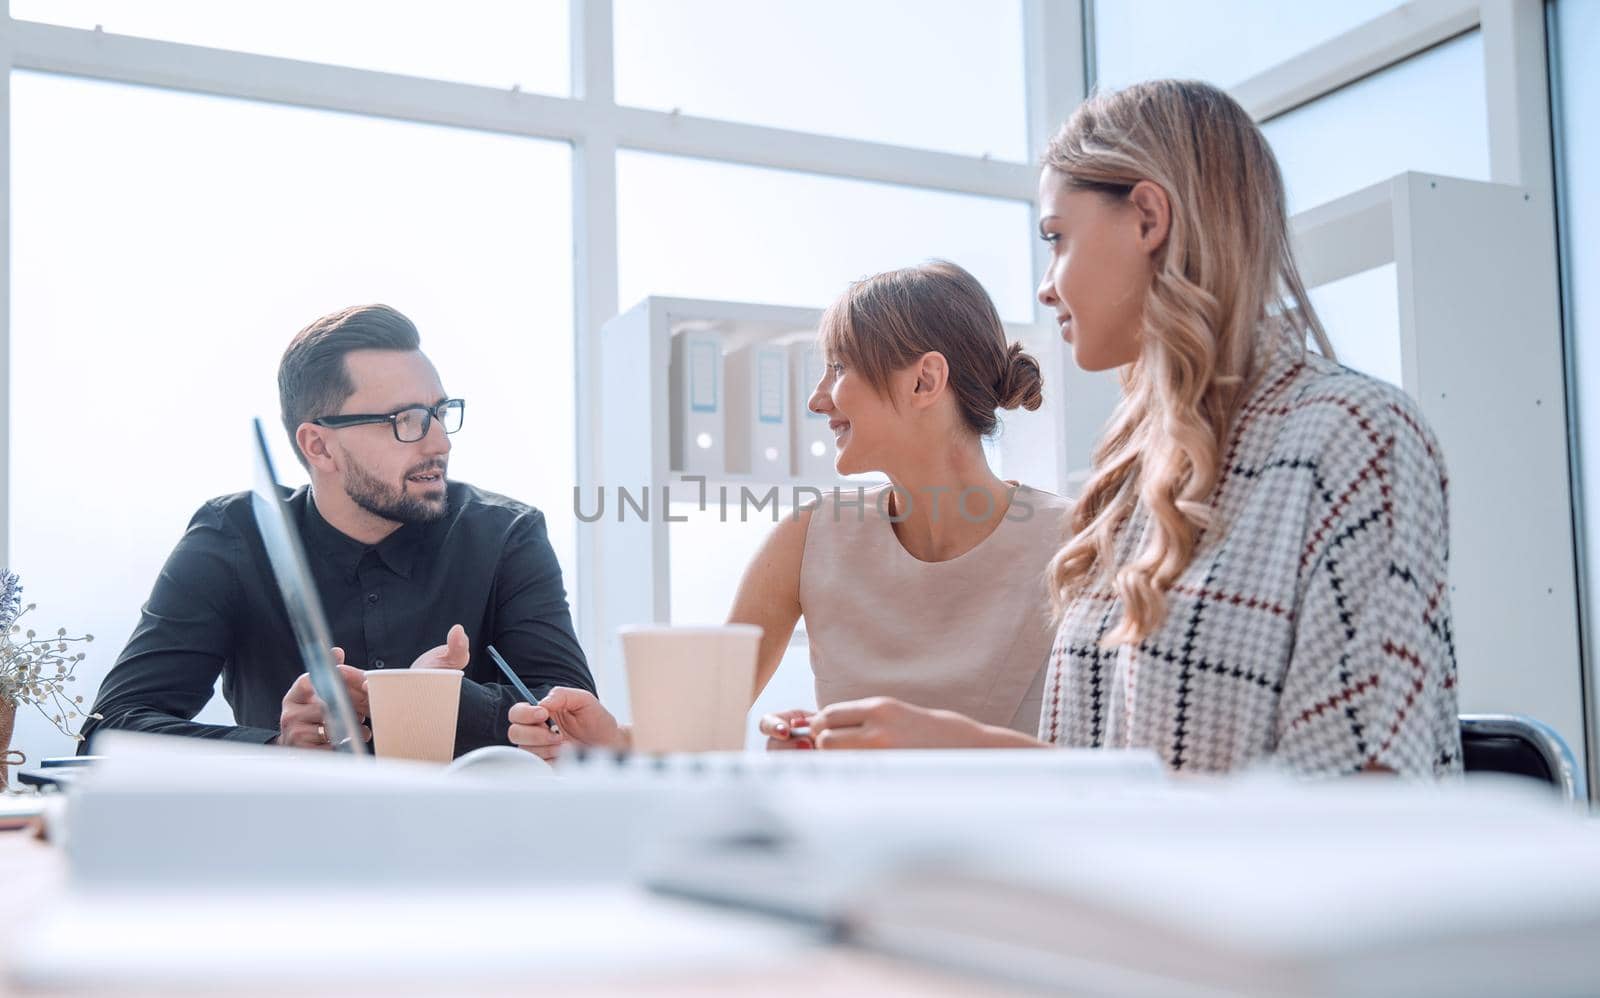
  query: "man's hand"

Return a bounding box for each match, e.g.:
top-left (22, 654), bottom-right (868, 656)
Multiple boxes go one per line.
top-left (277, 648), bottom-right (371, 749)
top-left (508, 687), bottom-right (627, 760)
top-left (808, 696), bottom-right (980, 750)
top-left (409, 624), bottom-right (470, 670)
top-left (758, 709), bottom-right (816, 751)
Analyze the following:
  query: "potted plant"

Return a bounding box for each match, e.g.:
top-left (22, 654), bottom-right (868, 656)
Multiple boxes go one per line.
top-left (0, 571), bottom-right (96, 788)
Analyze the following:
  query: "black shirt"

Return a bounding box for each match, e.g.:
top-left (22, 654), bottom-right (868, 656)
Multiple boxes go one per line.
top-left (82, 481), bottom-right (595, 756)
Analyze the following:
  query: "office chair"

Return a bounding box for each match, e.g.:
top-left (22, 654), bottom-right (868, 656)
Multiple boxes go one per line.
top-left (1460, 713), bottom-right (1587, 803)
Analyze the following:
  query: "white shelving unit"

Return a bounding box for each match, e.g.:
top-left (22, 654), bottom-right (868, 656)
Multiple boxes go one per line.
top-left (577, 295), bottom-right (1061, 726)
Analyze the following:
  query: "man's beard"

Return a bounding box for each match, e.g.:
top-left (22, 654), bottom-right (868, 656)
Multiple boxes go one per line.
top-left (344, 454), bottom-right (449, 525)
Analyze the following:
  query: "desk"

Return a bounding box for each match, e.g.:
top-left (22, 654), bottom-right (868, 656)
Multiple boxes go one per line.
top-left (0, 833), bottom-right (1031, 997)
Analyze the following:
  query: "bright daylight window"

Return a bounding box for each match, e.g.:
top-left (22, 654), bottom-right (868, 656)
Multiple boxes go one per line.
top-left (1092, 0), bottom-right (1408, 91)
top-left (614, 0), bottom-right (1028, 161)
top-left (8, 70), bottom-right (574, 757)
top-left (617, 151), bottom-right (1037, 323)
top-left (9, 0), bottom-right (570, 94)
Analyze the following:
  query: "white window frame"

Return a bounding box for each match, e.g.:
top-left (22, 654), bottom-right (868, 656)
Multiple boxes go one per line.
top-left (1055, 0), bottom-right (1558, 480)
top-left (1233, 0), bottom-right (1553, 197)
top-left (0, 0), bottom-right (1082, 575)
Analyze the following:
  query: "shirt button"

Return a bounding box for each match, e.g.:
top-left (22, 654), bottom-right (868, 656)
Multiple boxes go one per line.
top-left (366, 593), bottom-right (379, 606)
top-left (372, 658), bottom-right (386, 669)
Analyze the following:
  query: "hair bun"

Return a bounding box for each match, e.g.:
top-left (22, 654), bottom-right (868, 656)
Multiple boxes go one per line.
top-left (996, 341), bottom-right (1044, 412)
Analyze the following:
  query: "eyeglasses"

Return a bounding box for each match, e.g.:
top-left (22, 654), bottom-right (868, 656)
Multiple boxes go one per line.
top-left (312, 398), bottom-right (465, 443)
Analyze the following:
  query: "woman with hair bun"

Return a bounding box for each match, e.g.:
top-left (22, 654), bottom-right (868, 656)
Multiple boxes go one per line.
top-left (798, 81), bottom-right (1461, 777)
top-left (508, 260), bottom-right (1072, 757)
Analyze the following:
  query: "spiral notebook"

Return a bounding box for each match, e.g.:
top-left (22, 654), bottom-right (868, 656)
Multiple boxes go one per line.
top-left (556, 745), bottom-right (1165, 787)
top-left (607, 747), bottom-right (1169, 926)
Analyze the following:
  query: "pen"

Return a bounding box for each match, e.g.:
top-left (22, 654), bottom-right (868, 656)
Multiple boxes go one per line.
top-left (486, 644), bottom-right (561, 735)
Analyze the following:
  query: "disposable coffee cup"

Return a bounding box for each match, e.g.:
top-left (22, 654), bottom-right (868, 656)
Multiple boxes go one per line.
top-left (621, 624), bottom-right (761, 753)
top-left (364, 668), bottom-right (463, 763)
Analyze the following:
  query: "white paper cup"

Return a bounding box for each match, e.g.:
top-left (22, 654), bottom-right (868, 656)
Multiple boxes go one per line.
top-left (621, 624), bottom-right (762, 753)
top-left (364, 668), bottom-right (463, 763)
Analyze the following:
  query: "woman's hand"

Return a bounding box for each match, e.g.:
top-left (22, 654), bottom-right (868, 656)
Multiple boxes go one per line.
top-left (758, 709), bottom-right (816, 751)
top-left (808, 696), bottom-right (985, 749)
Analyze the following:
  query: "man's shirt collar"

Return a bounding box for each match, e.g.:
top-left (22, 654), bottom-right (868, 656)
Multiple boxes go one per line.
top-left (300, 487), bottom-right (427, 580)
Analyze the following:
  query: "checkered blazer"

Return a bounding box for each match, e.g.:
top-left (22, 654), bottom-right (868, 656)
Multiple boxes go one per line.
top-left (1042, 337), bottom-right (1462, 777)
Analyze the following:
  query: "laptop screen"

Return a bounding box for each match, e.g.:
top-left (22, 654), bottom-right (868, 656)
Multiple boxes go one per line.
top-left (249, 418), bottom-right (368, 755)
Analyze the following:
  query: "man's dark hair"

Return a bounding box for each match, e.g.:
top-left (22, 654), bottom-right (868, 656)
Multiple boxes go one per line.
top-left (278, 304), bottom-right (421, 467)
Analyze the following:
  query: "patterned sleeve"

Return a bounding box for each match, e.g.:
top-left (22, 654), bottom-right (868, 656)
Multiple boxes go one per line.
top-left (1273, 390), bottom-right (1462, 777)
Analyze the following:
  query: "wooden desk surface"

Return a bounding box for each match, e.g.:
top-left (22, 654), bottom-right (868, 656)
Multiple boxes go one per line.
top-left (0, 831), bottom-right (1033, 997)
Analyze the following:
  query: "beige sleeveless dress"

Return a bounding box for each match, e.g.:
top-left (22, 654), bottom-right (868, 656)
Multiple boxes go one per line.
top-left (798, 483), bottom-right (1071, 733)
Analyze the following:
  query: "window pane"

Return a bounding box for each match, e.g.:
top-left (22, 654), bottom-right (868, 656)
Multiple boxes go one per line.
top-left (1554, 0), bottom-right (1600, 741)
top-left (614, 0), bottom-right (1027, 161)
top-left (9, 0), bottom-right (569, 95)
top-left (617, 152), bottom-right (1036, 323)
top-left (1308, 263), bottom-right (1403, 389)
top-left (1264, 32), bottom-right (1489, 213)
top-left (1093, 0), bottom-right (1406, 91)
top-left (748, 639), bottom-right (815, 748)
top-left (666, 503), bottom-right (818, 747)
top-left (8, 71), bottom-right (574, 759)
top-left (668, 504), bottom-right (783, 628)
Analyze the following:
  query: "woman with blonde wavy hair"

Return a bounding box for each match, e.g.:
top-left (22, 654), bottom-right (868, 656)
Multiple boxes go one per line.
top-left (795, 80), bottom-right (1462, 776)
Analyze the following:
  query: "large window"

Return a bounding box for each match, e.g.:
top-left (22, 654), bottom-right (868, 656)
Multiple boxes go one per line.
top-left (1096, 4), bottom-right (1491, 216)
top-left (1263, 31), bottom-right (1489, 212)
top-left (616, 152), bottom-right (1036, 321)
top-left (1092, 0), bottom-right (1407, 91)
top-left (1262, 31), bottom-right (1488, 395)
top-left (2, 4), bottom-right (1038, 757)
top-left (1307, 264), bottom-right (1402, 388)
top-left (665, 504), bottom-right (824, 735)
top-left (8, 70), bottom-right (574, 757)
top-left (1094, 11), bottom-right (1490, 403)
top-left (10, 0), bottom-right (570, 94)
top-left (614, 0), bottom-right (1028, 161)
top-left (1553, 0), bottom-right (1600, 778)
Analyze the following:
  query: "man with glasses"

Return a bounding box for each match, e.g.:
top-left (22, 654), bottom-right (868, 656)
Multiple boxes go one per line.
top-left (82, 304), bottom-right (594, 756)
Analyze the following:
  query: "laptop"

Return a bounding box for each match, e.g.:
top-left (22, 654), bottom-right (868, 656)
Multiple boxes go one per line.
top-left (249, 418), bottom-right (368, 755)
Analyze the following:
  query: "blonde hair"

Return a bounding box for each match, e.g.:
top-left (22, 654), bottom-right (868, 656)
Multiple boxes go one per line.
top-left (1046, 80), bottom-right (1335, 645)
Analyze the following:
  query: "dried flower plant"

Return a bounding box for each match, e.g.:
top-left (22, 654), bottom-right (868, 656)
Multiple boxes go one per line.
top-left (0, 570), bottom-right (99, 742)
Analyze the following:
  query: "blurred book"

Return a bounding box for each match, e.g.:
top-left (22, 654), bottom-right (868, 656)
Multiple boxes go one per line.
top-left (838, 778), bottom-right (1600, 997)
